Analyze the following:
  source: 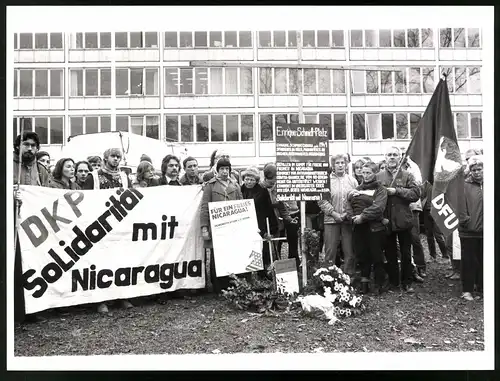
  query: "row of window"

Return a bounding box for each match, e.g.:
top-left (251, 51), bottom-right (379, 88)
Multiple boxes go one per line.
top-left (14, 28), bottom-right (482, 50)
top-left (351, 112), bottom-right (482, 141)
top-left (13, 111), bottom-right (482, 146)
top-left (13, 66), bottom-right (483, 98)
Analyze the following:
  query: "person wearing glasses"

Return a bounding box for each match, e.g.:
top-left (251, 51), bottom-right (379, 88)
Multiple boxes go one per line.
top-left (376, 147), bottom-right (421, 293)
top-left (202, 149), bottom-right (241, 184)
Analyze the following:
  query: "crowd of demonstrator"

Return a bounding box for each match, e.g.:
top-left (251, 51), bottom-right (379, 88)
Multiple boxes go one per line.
top-left (13, 131), bottom-right (483, 323)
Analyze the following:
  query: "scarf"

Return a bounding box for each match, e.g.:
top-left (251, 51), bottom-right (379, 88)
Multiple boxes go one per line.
top-left (357, 178), bottom-right (380, 191)
top-left (100, 164), bottom-right (122, 180)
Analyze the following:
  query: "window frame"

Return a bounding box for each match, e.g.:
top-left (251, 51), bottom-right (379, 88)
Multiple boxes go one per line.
top-left (13, 116), bottom-right (64, 144)
top-left (71, 32), bottom-right (112, 50)
top-left (69, 68), bottom-right (112, 97)
top-left (115, 67), bottom-right (159, 97)
top-left (16, 32), bottom-right (64, 50)
top-left (15, 68), bottom-right (64, 98)
top-left (440, 28), bottom-right (481, 49)
top-left (113, 115), bottom-right (160, 139)
top-left (70, 115), bottom-right (112, 136)
top-left (352, 112), bottom-right (423, 141)
top-left (114, 32), bottom-right (159, 49)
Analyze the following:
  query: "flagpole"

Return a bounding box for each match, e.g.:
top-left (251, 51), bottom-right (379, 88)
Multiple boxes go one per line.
top-left (14, 118), bottom-right (25, 254)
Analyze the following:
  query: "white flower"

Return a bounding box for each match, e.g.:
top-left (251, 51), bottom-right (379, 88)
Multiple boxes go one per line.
top-left (323, 275), bottom-right (334, 282)
top-left (324, 286), bottom-right (332, 294)
top-left (314, 268), bottom-right (329, 277)
top-left (319, 274), bottom-right (326, 281)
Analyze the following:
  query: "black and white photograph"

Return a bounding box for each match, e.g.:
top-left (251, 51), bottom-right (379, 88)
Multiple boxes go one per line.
top-left (6, 5), bottom-right (493, 372)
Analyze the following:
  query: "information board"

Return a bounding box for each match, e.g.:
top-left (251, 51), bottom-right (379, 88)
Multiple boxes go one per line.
top-left (275, 124), bottom-right (330, 202)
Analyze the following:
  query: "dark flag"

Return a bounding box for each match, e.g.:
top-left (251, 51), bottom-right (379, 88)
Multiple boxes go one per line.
top-left (405, 77), bottom-right (464, 239)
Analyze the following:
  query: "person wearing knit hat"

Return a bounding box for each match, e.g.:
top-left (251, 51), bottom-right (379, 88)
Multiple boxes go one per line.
top-left (202, 149), bottom-right (241, 184)
top-left (35, 151), bottom-right (50, 169)
top-left (241, 166), bottom-right (278, 278)
top-left (260, 162), bottom-right (300, 271)
top-left (200, 157), bottom-right (243, 293)
top-left (140, 154), bottom-right (152, 164)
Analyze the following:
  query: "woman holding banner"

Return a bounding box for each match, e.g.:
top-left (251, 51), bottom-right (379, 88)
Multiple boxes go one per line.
top-left (200, 158), bottom-right (243, 293)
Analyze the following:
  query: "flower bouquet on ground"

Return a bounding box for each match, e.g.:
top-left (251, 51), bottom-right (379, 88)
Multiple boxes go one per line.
top-left (302, 265), bottom-right (367, 319)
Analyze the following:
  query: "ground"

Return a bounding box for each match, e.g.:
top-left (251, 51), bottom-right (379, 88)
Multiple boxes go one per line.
top-left (14, 236), bottom-right (484, 356)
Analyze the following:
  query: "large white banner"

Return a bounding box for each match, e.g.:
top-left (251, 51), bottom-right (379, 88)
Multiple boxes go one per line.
top-left (208, 199), bottom-right (264, 277)
top-left (18, 185), bottom-right (205, 314)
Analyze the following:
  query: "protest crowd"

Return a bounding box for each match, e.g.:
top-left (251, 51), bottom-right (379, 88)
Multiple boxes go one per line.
top-left (13, 130), bottom-right (483, 323)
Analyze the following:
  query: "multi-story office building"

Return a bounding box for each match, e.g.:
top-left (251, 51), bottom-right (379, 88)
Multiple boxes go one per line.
top-left (12, 28), bottom-right (483, 168)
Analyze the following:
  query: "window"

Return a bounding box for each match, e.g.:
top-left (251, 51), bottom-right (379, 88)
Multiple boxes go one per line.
top-left (181, 115), bottom-right (193, 142)
top-left (180, 68), bottom-right (193, 94)
top-left (195, 68), bottom-right (208, 94)
top-left (211, 115), bottom-right (223, 142)
top-left (50, 33), bottom-right (63, 49)
top-left (179, 32), bottom-right (193, 48)
top-left (318, 70), bottom-right (331, 93)
top-left (351, 71), bottom-right (365, 94)
top-left (468, 28), bottom-right (480, 47)
top-left (165, 115), bottom-right (179, 141)
top-left (239, 31), bottom-right (252, 47)
top-left (51, 117), bottom-right (64, 144)
top-left (226, 115), bottom-right (239, 141)
top-left (454, 67), bottom-right (467, 94)
top-left (259, 68), bottom-right (272, 94)
top-left (410, 113), bottom-right (422, 137)
top-left (454, 28), bottom-right (466, 48)
top-left (240, 68), bottom-right (252, 94)
top-left (85, 69), bottom-right (99, 96)
top-left (129, 32), bottom-right (143, 48)
top-left (366, 114), bottom-right (381, 140)
top-left (75, 33), bottom-right (84, 49)
top-left (421, 28), bottom-right (433, 47)
top-left (317, 30), bottom-right (329, 47)
top-left (288, 31), bottom-right (297, 47)
top-left (274, 68), bottom-right (287, 94)
top-left (332, 70), bottom-right (345, 93)
top-left (14, 70), bottom-right (18, 97)
top-left (422, 68), bottom-right (435, 93)
top-left (396, 113), bottom-right (409, 139)
top-left (350, 30), bottom-right (363, 47)
top-left (379, 30), bottom-right (392, 47)
top-left (19, 33), bottom-right (33, 49)
top-left (409, 68), bottom-right (421, 93)
top-left (319, 114), bottom-right (332, 139)
top-left (407, 29), bottom-right (419, 48)
top-left (34, 70), bottom-right (48, 96)
top-left (334, 114), bottom-right (347, 140)
top-left (116, 116), bottom-right (128, 132)
top-left (35, 117), bottom-right (48, 144)
top-left (241, 115), bottom-right (254, 141)
top-left (331, 30), bottom-right (344, 47)
top-left (130, 116), bottom-right (144, 135)
top-left (113, 115), bottom-right (160, 138)
top-left (289, 69), bottom-right (299, 93)
top-left (115, 68), bottom-right (159, 96)
top-left (85, 33), bottom-right (98, 49)
top-left (86, 117), bottom-right (99, 134)
top-left (210, 31), bottom-right (222, 47)
top-left (290, 114), bottom-right (300, 124)
top-left (381, 114), bottom-right (395, 139)
top-left (468, 67), bottom-right (481, 94)
top-left (470, 113), bottom-right (482, 138)
top-left (100, 33), bottom-right (111, 48)
top-left (259, 31), bottom-right (272, 47)
top-left (14, 33), bottom-right (17, 50)
top-left (19, 70), bottom-right (33, 97)
top-left (146, 116), bottom-right (159, 139)
top-left (35, 33), bottom-right (48, 49)
top-left (49, 69), bottom-right (63, 97)
top-left (455, 112), bottom-right (468, 139)
top-left (225, 68), bottom-right (238, 94)
top-left (145, 32), bottom-right (158, 48)
top-left (273, 31), bottom-right (286, 47)
top-left (115, 32), bottom-right (128, 48)
top-left (395, 70), bottom-right (406, 93)
top-left (210, 68), bottom-right (223, 94)
top-left (304, 114), bottom-right (316, 124)
top-left (302, 30), bottom-right (315, 47)
top-left (304, 69), bottom-right (316, 93)
top-left (366, 71), bottom-right (379, 93)
top-left (195, 115), bottom-right (209, 142)
top-left (393, 29), bottom-right (406, 47)
top-left (165, 32), bottom-right (178, 48)
top-left (70, 68), bottom-right (110, 97)
top-left (165, 68), bottom-right (178, 95)
top-left (101, 116), bottom-right (111, 132)
top-left (100, 69), bottom-right (111, 96)
top-left (380, 71), bottom-right (392, 93)
top-left (352, 114), bottom-right (366, 140)
top-left (260, 114), bottom-right (273, 141)
top-left (195, 31), bottom-right (208, 47)
top-left (365, 30), bottom-right (377, 47)
top-left (224, 31), bottom-right (237, 47)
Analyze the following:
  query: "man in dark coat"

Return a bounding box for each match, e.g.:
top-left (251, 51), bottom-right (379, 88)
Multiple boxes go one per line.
top-left (159, 154), bottom-right (182, 186)
top-left (180, 156), bottom-right (202, 185)
top-left (376, 147), bottom-right (421, 293)
top-left (13, 132), bottom-right (50, 323)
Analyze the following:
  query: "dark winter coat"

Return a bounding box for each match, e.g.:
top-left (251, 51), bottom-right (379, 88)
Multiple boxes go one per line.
top-left (348, 179), bottom-right (388, 232)
top-left (159, 176), bottom-right (182, 186)
top-left (13, 156), bottom-right (50, 187)
top-left (241, 183), bottom-right (278, 237)
top-left (376, 168), bottom-right (420, 232)
top-left (48, 178), bottom-right (81, 190)
top-left (179, 173), bottom-right (203, 185)
top-left (458, 177), bottom-right (483, 238)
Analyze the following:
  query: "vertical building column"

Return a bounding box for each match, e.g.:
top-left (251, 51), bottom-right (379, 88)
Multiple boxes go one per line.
top-left (111, 32), bottom-right (116, 132)
top-left (159, 31), bottom-right (164, 143)
top-left (345, 29), bottom-right (353, 161)
top-left (64, 32), bottom-right (71, 143)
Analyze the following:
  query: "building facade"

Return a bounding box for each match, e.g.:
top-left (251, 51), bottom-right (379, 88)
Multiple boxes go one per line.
top-left (13, 28), bottom-right (483, 168)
